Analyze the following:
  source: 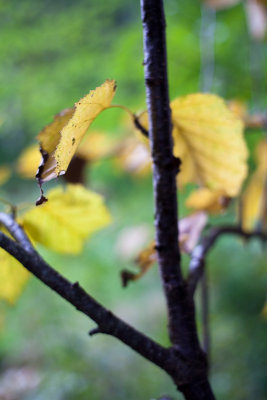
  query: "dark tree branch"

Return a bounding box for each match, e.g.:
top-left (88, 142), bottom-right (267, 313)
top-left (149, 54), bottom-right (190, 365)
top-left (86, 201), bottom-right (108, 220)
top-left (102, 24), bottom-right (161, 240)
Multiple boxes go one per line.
top-left (0, 212), bottom-right (34, 253)
top-left (140, 2), bottom-right (215, 398)
top-left (141, 0), bottom-right (197, 350)
top-left (188, 225), bottom-right (267, 296)
top-left (200, 270), bottom-right (210, 364)
top-left (0, 228), bottom-right (176, 374)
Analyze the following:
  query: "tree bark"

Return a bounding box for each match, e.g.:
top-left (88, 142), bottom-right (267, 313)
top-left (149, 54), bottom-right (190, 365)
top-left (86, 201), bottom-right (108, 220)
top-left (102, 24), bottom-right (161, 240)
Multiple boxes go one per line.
top-left (140, 1), bottom-right (216, 399)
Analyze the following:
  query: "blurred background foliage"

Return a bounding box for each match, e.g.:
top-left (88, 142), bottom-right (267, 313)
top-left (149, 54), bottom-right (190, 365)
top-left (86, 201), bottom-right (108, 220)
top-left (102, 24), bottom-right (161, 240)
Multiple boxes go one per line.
top-left (0, 0), bottom-right (266, 399)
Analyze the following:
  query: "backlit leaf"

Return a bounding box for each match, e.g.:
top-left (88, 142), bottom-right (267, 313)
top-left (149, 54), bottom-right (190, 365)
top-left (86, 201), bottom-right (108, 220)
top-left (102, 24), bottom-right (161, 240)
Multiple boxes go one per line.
top-left (171, 94), bottom-right (248, 196)
top-left (37, 80), bottom-right (116, 182)
top-left (137, 94), bottom-right (248, 197)
top-left (21, 184), bottom-right (112, 254)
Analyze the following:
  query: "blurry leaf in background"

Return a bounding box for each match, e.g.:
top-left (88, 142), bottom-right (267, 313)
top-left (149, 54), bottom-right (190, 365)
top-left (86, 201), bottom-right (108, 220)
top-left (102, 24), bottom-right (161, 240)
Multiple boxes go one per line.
top-left (245, 0), bottom-right (267, 40)
top-left (114, 136), bottom-right (151, 177)
top-left (203, 0), bottom-right (241, 9)
top-left (242, 138), bottom-right (267, 231)
top-left (0, 237), bottom-right (30, 303)
top-left (76, 130), bottom-right (116, 162)
top-left (178, 211), bottom-right (208, 253)
top-left (21, 184), bottom-right (112, 254)
top-left (0, 166), bottom-right (11, 186)
top-left (228, 99), bottom-right (248, 120)
top-left (121, 240), bottom-right (156, 287)
top-left (122, 211), bottom-right (208, 286)
top-left (37, 80), bottom-right (116, 183)
top-left (16, 144), bottom-right (41, 179)
top-left (171, 94), bottom-right (248, 196)
top-left (186, 187), bottom-right (230, 213)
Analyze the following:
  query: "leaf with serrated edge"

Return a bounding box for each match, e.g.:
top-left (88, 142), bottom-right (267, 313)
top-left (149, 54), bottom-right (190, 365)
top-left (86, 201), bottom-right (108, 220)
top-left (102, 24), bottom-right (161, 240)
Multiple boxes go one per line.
top-left (37, 80), bottom-right (116, 182)
top-left (137, 94), bottom-right (248, 196)
top-left (171, 94), bottom-right (248, 196)
top-left (21, 184), bottom-right (112, 254)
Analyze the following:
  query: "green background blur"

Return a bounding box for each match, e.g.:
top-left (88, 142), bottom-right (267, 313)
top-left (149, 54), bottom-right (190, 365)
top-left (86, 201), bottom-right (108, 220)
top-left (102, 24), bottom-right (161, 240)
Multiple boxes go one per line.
top-left (0, 1), bottom-right (266, 399)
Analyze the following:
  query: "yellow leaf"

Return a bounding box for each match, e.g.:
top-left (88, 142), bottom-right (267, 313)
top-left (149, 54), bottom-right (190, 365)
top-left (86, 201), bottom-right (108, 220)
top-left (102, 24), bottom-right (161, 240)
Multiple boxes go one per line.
top-left (0, 244), bottom-right (30, 304)
top-left (242, 139), bottom-right (267, 231)
top-left (37, 80), bottom-right (116, 182)
top-left (0, 166), bottom-right (11, 185)
top-left (21, 184), bottom-right (111, 254)
top-left (171, 94), bottom-right (248, 196)
top-left (16, 144), bottom-right (41, 179)
top-left (137, 94), bottom-right (248, 196)
top-left (186, 188), bottom-right (230, 213)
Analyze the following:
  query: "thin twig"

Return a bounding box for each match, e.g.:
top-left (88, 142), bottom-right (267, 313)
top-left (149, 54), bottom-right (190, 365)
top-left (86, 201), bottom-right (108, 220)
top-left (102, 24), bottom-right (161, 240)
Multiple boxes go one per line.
top-left (0, 228), bottom-right (177, 374)
top-left (0, 212), bottom-right (34, 253)
top-left (200, 269), bottom-right (210, 365)
top-left (188, 225), bottom-right (267, 296)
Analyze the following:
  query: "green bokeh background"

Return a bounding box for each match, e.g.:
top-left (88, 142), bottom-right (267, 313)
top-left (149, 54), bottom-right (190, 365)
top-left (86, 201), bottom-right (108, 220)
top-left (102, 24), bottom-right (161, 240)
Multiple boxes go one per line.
top-left (0, 1), bottom-right (266, 399)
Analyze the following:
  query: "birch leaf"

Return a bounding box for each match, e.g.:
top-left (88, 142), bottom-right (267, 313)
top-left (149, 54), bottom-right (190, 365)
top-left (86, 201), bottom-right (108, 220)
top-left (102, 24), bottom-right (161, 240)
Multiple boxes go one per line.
top-left (171, 94), bottom-right (248, 197)
top-left (137, 94), bottom-right (248, 196)
top-left (21, 184), bottom-right (111, 254)
top-left (37, 80), bottom-right (116, 183)
top-left (0, 241), bottom-right (29, 304)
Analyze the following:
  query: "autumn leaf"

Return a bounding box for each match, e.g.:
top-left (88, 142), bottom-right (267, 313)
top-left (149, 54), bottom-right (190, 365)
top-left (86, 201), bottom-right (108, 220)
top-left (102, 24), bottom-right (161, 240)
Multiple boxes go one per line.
top-left (138, 94), bottom-right (248, 197)
top-left (186, 188), bottom-right (230, 213)
top-left (76, 130), bottom-right (116, 162)
top-left (242, 139), bottom-right (267, 231)
top-left (21, 184), bottom-right (112, 254)
top-left (115, 137), bottom-right (151, 176)
top-left (121, 212), bottom-right (208, 286)
top-left (37, 80), bottom-right (116, 183)
top-left (171, 94), bottom-right (248, 196)
top-left (16, 144), bottom-right (41, 179)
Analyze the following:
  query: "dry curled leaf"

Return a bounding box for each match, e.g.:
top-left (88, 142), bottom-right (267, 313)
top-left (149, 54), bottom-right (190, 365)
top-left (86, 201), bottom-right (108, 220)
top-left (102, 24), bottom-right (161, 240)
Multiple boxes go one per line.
top-left (37, 80), bottom-right (116, 183)
top-left (122, 212), bottom-right (208, 286)
top-left (121, 240), bottom-right (156, 287)
top-left (22, 184), bottom-right (112, 254)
